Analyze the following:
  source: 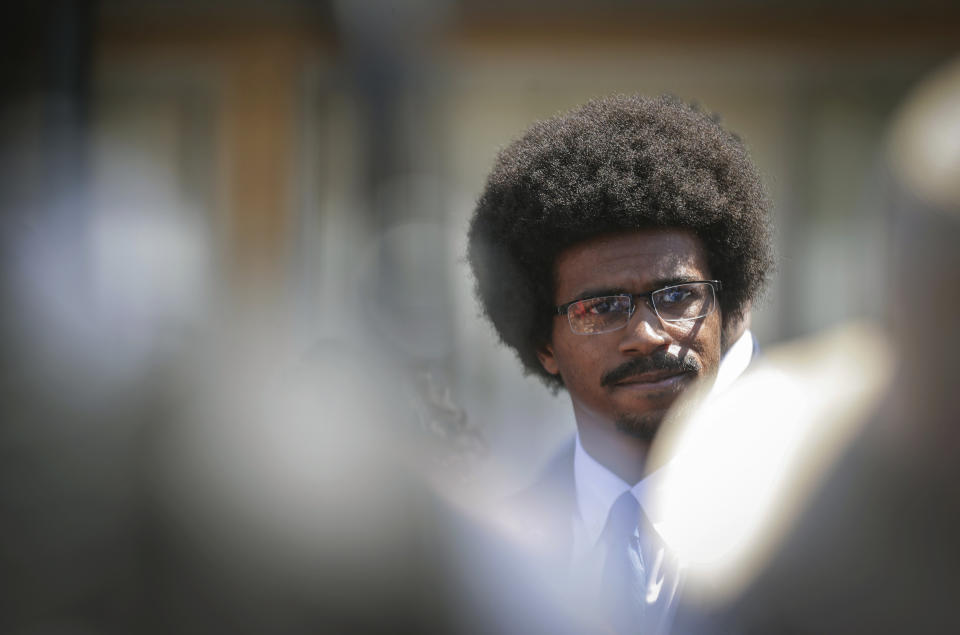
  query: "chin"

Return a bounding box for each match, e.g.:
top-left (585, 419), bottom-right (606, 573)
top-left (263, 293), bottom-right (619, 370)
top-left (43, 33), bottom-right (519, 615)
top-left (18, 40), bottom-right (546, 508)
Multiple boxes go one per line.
top-left (614, 410), bottom-right (666, 442)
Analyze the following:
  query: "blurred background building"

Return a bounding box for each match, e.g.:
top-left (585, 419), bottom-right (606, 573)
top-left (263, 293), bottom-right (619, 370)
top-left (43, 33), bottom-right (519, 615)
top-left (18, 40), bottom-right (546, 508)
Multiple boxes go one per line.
top-left (9, 0), bottom-right (952, 472)
top-left (1, 1), bottom-right (958, 632)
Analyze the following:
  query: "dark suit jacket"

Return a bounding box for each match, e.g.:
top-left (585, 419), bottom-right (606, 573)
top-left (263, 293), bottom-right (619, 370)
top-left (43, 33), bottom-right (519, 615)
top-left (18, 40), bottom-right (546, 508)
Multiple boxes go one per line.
top-left (504, 439), bottom-right (577, 565)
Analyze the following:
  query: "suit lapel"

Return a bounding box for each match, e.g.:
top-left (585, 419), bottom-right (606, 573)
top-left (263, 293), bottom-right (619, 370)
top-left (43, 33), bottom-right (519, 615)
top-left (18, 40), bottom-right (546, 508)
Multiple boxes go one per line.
top-left (506, 438), bottom-right (578, 564)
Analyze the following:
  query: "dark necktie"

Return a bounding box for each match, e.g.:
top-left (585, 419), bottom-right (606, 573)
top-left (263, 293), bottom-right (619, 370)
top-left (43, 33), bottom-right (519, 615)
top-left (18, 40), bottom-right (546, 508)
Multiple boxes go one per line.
top-left (599, 491), bottom-right (644, 634)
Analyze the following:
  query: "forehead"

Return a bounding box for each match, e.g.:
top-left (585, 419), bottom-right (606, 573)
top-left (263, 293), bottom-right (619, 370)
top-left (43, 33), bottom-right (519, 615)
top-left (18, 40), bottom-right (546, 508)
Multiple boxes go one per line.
top-left (553, 229), bottom-right (711, 299)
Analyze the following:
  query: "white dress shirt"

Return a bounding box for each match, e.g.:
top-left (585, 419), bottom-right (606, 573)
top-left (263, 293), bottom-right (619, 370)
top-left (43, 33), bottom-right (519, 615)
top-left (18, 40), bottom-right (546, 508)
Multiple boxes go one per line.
top-left (568, 329), bottom-right (756, 631)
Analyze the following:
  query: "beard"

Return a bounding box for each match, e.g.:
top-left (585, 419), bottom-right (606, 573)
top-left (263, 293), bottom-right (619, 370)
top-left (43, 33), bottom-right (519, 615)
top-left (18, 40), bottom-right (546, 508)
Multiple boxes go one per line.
top-left (614, 410), bottom-right (664, 442)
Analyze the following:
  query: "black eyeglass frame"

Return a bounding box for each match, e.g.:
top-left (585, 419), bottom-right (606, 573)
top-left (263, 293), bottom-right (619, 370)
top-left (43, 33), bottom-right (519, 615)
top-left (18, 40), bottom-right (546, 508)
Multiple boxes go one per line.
top-left (554, 280), bottom-right (722, 331)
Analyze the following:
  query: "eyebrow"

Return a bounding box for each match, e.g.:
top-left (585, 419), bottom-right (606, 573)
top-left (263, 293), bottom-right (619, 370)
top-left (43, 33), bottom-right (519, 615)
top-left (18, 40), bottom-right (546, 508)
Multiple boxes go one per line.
top-left (569, 276), bottom-right (701, 302)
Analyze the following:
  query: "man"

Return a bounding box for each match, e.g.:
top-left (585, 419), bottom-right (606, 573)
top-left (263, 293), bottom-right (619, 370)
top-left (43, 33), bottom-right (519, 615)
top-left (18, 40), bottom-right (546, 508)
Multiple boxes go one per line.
top-left (466, 94), bottom-right (773, 632)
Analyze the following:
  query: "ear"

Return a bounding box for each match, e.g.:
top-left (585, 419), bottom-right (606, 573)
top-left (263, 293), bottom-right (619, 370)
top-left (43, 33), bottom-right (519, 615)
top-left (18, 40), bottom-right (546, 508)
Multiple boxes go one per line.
top-left (536, 342), bottom-right (560, 376)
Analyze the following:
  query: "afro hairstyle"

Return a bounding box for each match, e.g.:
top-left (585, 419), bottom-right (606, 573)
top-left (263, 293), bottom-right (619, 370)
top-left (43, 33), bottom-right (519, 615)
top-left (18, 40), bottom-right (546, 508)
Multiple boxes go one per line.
top-left (467, 94), bottom-right (773, 391)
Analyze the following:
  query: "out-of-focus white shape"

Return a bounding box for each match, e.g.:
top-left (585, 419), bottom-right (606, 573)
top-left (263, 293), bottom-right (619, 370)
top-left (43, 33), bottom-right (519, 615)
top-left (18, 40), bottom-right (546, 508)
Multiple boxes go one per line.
top-left (85, 202), bottom-right (212, 379)
top-left (91, 133), bottom-right (211, 329)
top-left (888, 55), bottom-right (960, 214)
top-left (647, 323), bottom-right (893, 604)
top-left (84, 118), bottom-right (216, 377)
top-left (90, 205), bottom-right (211, 324)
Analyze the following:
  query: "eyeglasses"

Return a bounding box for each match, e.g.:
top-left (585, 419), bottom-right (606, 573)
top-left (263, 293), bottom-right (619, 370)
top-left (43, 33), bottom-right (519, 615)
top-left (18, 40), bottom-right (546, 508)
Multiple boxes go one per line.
top-left (555, 280), bottom-right (721, 335)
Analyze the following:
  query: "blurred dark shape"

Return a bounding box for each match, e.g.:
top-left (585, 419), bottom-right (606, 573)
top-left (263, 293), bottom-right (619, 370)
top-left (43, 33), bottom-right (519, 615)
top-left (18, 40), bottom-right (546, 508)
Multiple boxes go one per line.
top-left (1, 3), bottom-right (110, 634)
top-left (692, 57), bottom-right (960, 635)
top-left (0, 2), bottom-right (474, 632)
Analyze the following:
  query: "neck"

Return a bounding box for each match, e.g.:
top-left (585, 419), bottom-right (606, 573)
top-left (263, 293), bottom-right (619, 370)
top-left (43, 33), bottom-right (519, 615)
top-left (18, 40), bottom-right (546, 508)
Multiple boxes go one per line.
top-left (576, 416), bottom-right (651, 485)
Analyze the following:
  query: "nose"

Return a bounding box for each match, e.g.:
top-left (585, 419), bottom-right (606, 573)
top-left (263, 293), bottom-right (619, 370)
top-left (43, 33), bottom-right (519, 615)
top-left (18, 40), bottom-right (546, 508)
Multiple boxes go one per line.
top-left (618, 303), bottom-right (671, 356)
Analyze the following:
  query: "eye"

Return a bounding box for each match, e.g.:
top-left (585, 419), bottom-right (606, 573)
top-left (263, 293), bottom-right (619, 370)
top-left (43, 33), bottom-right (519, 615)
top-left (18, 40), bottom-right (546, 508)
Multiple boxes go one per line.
top-left (574, 295), bottom-right (630, 315)
top-left (572, 295), bottom-right (628, 317)
top-left (587, 298), bottom-right (617, 315)
top-left (659, 288), bottom-right (692, 305)
top-left (565, 295), bottom-right (633, 334)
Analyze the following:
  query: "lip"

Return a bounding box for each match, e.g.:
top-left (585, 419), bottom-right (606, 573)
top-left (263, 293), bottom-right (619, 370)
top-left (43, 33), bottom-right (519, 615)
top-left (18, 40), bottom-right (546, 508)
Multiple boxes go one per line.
top-left (610, 372), bottom-right (691, 394)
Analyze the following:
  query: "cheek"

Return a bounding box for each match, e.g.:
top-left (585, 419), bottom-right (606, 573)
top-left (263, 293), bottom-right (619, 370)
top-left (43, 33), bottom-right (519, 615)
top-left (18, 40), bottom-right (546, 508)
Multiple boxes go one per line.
top-left (553, 339), bottom-right (607, 383)
top-left (695, 316), bottom-right (723, 370)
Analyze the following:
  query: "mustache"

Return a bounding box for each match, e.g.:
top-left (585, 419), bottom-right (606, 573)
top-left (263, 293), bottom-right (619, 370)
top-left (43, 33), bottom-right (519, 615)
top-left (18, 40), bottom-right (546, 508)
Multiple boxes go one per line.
top-left (601, 350), bottom-right (701, 387)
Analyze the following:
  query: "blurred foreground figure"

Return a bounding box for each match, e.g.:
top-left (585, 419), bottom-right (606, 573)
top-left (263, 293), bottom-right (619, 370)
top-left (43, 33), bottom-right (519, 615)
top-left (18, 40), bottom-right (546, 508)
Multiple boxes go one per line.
top-left (652, 57), bottom-right (960, 634)
top-left (466, 94), bottom-right (774, 633)
top-left (140, 336), bottom-right (455, 634)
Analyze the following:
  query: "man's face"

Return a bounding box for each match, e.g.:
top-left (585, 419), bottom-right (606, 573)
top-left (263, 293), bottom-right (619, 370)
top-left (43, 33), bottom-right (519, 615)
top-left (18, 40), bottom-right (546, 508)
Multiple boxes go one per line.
top-left (537, 229), bottom-right (723, 441)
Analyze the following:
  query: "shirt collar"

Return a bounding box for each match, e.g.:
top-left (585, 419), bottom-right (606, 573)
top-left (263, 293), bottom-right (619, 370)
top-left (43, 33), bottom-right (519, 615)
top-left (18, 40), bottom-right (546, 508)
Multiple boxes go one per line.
top-left (573, 329), bottom-right (755, 549)
top-left (574, 433), bottom-right (633, 548)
